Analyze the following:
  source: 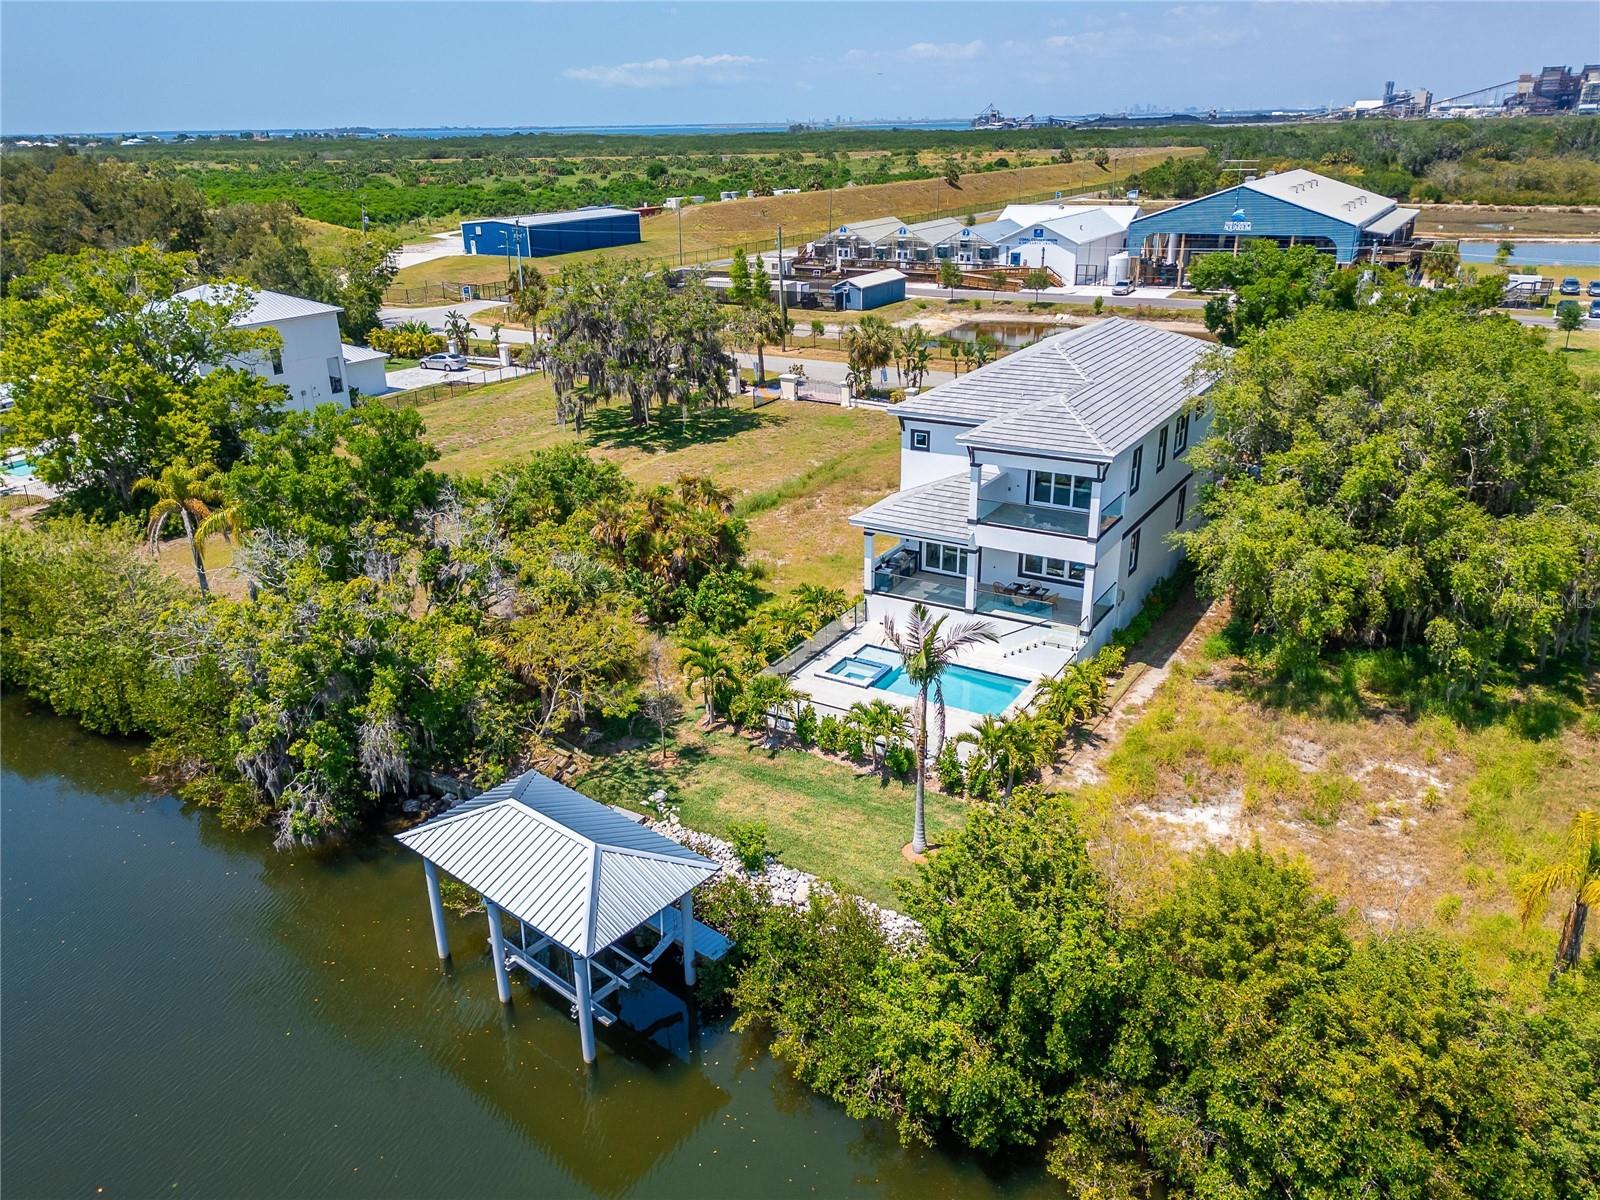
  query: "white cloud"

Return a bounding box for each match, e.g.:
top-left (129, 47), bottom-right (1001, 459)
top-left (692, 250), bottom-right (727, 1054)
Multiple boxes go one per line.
top-left (562, 53), bottom-right (762, 89)
top-left (905, 40), bottom-right (986, 61)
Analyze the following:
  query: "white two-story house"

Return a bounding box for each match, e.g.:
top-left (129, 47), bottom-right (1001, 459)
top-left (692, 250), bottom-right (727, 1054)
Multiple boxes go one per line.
top-left (781, 319), bottom-right (1221, 728)
top-left (175, 285), bottom-right (385, 410)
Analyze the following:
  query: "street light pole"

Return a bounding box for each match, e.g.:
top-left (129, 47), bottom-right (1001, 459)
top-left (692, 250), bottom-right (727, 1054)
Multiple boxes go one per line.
top-left (776, 225), bottom-right (787, 351)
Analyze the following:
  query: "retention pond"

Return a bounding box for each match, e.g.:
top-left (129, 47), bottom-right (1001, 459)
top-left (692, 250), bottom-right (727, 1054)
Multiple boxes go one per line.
top-left (0, 695), bottom-right (1055, 1199)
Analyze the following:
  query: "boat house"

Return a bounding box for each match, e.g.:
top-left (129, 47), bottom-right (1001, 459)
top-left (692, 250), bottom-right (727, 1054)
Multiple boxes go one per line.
top-left (397, 769), bottom-right (726, 1063)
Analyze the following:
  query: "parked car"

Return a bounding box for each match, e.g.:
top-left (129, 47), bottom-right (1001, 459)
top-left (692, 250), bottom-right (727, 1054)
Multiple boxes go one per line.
top-left (1559, 276), bottom-right (1581, 295)
top-left (1111, 279), bottom-right (1136, 296)
top-left (1589, 299), bottom-right (1600, 319)
top-left (1588, 280), bottom-right (1600, 298)
top-left (420, 353), bottom-right (469, 372)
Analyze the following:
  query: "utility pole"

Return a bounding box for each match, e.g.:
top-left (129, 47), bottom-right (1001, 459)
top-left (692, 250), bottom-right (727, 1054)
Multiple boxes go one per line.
top-left (776, 225), bottom-right (787, 351)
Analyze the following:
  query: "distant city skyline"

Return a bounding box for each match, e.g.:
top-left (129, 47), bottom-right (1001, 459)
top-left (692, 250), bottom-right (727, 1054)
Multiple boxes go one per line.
top-left (2, 1), bottom-right (1596, 135)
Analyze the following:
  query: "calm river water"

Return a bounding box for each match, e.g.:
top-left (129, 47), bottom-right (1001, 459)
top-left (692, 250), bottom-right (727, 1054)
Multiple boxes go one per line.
top-left (0, 695), bottom-right (1055, 1199)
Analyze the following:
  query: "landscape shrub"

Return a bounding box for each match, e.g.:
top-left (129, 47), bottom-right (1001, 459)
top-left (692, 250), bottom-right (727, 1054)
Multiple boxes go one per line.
top-left (367, 326), bottom-right (444, 358)
top-left (726, 820), bottom-right (772, 872)
top-left (934, 743), bottom-right (965, 794)
top-left (791, 703), bottom-right (819, 748)
top-left (815, 714), bottom-right (842, 754)
top-left (883, 740), bottom-right (914, 780)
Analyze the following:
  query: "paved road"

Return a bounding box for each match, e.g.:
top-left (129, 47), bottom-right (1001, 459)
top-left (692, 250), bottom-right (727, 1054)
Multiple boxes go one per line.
top-left (391, 234), bottom-right (462, 273)
top-left (733, 351), bottom-right (954, 390)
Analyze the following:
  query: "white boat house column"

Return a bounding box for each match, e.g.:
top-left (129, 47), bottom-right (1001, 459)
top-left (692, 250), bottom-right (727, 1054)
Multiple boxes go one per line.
top-left (574, 957), bottom-right (597, 1063)
top-left (485, 899), bottom-right (512, 1004)
top-left (423, 859), bottom-right (450, 960)
top-left (680, 892), bottom-right (696, 988)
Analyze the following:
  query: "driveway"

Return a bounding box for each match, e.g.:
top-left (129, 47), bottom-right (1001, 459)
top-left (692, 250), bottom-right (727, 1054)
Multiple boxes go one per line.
top-left (384, 363), bottom-right (536, 392)
top-left (391, 233), bottom-right (462, 272)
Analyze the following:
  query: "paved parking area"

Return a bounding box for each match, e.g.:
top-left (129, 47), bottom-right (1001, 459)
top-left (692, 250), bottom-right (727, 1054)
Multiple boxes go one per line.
top-left (383, 363), bottom-right (533, 392)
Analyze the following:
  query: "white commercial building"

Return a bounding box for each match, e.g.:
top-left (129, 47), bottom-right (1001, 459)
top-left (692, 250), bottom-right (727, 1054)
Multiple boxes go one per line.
top-left (175, 285), bottom-right (354, 411)
top-left (987, 204), bottom-right (1143, 286)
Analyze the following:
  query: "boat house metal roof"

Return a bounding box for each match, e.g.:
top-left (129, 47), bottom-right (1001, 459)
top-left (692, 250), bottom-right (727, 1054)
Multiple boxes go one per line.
top-left (396, 771), bottom-right (718, 958)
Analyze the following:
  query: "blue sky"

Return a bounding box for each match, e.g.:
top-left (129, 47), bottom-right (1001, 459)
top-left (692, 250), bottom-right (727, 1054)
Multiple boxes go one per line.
top-left (2, 2), bottom-right (1595, 133)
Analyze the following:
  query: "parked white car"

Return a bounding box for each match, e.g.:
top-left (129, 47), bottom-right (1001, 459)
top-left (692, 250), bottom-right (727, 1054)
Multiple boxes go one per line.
top-left (420, 352), bottom-right (469, 372)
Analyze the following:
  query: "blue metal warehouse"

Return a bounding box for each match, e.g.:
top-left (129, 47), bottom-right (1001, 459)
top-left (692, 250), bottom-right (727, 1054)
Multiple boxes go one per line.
top-left (460, 206), bottom-right (641, 258)
top-left (1126, 168), bottom-right (1418, 285)
top-left (831, 268), bottom-right (908, 311)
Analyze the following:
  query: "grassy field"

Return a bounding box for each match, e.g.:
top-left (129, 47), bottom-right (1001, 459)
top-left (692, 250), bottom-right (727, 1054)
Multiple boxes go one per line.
top-left (418, 376), bottom-right (900, 592)
top-left (388, 149), bottom-right (1202, 296)
top-left (577, 729), bottom-right (966, 907)
top-left (1069, 628), bottom-right (1599, 1003)
top-left (1419, 205), bottom-right (1600, 239)
top-left (1551, 326), bottom-right (1600, 380)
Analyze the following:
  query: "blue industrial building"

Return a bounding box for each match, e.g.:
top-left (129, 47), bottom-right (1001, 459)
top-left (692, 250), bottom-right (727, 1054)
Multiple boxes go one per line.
top-left (831, 268), bottom-right (907, 311)
top-left (460, 207), bottom-right (641, 258)
top-left (1126, 168), bottom-right (1418, 285)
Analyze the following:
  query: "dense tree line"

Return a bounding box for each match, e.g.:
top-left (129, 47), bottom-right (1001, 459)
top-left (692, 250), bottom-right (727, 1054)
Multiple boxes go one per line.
top-left (705, 792), bottom-right (1600, 1198)
top-left (1177, 257), bottom-right (1600, 689)
top-left (0, 155), bottom-right (399, 339)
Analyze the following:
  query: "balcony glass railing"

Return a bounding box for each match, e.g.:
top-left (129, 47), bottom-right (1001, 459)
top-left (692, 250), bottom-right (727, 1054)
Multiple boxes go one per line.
top-left (1097, 492), bottom-right (1124, 534)
top-left (1089, 582), bottom-right (1118, 630)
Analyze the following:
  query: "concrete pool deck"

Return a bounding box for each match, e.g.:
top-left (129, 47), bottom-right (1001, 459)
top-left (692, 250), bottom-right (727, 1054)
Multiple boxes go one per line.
top-left (789, 620), bottom-right (1060, 738)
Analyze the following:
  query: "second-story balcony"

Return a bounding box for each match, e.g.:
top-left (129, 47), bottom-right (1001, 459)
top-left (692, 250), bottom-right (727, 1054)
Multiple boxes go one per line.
top-left (978, 491), bottom-right (1124, 539)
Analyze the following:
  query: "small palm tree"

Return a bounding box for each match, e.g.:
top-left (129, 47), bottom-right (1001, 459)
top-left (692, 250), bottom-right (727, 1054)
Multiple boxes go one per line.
top-left (134, 459), bottom-right (223, 595)
top-left (1515, 809), bottom-right (1600, 980)
top-left (882, 603), bottom-right (997, 852)
top-left (679, 636), bottom-right (735, 726)
top-left (194, 501), bottom-right (255, 600)
top-left (846, 698), bottom-right (906, 776)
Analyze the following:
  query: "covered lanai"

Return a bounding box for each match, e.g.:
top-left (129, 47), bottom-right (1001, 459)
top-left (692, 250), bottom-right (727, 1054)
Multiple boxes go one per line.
top-left (397, 769), bottom-right (726, 1063)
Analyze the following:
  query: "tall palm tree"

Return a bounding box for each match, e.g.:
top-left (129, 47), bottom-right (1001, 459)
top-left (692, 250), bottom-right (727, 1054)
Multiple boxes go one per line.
top-left (679, 636), bottom-right (735, 726)
top-left (1516, 809), bottom-right (1600, 980)
top-left (134, 459), bottom-right (223, 595)
top-left (882, 603), bottom-right (997, 852)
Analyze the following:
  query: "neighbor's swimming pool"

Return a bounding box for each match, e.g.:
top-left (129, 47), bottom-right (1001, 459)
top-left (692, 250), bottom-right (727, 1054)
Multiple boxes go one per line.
top-left (824, 645), bottom-right (1028, 717)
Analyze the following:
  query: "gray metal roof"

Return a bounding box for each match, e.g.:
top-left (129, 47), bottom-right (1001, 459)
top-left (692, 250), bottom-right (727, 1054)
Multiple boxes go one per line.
top-left (834, 268), bottom-right (907, 291)
top-left (472, 206), bottom-right (638, 227)
top-left (850, 467), bottom-right (998, 544)
top-left (899, 217), bottom-right (966, 244)
top-left (340, 343), bottom-right (389, 363)
top-left (173, 284), bottom-right (342, 325)
top-left (962, 219), bottom-right (1020, 245)
top-left (894, 319), bottom-right (1221, 461)
top-left (396, 770), bottom-right (717, 958)
top-left (1362, 206), bottom-right (1420, 238)
top-left (1241, 169), bottom-right (1397, 229)
top-left (829, 216), bottom-right (904, 243)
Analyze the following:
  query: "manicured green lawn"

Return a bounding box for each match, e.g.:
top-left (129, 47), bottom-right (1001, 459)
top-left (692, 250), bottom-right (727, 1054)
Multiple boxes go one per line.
top-left (577, 730), bottom-right (967, 907)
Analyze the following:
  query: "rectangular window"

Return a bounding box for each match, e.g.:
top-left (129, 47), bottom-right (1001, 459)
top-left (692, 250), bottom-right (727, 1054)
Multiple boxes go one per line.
top-left (910, 429), bottom-right (930, 452)
top-left (1176, 484), bottom-right (1187, 525)
top-left (1156, 426), bottom-right (1168, 472)
top-left (327, 356), bottom-right (344, 396)
top-left (270, 349), bottom-right (284, 376)
top-left (1129, 446), bottom-right (1143, 495)
top-left (1175, 413), bottom-right (1189, 453)
top-left (921, 540), bottom-right (968, 577)
top-left (1020, 554), bottom-right (1086, 584)
top-left (1128, 529), bottom-right (1141, 575)
top-left (1030, 470), bottom-right (1093, 510)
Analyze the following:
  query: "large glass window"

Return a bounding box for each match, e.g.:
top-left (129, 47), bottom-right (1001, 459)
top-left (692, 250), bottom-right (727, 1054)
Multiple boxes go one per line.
top-left (1030, 470), bottom-right (1093, 510)
top-left (1020, 554), bottom-right (1086, 584)
top-left (921, 540), bottom-right (969, 576)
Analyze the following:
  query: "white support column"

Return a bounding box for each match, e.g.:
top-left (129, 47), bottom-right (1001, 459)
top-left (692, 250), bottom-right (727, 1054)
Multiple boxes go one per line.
top-left (862, 530), bottom-right (875, 593)
top-left (1079, 564), bottom-right (1097, 630)
top-left (485, 899), bottom-right (512, 1005)
top-left (575, 956), bottom-right (596, 1064)
top-left (967, 459), bottom-right (982, 521)
top-left (423, 859), bottom-right (450, 960)
top-left (1087, 480), bottom-right (1103, 539)
top-left (680, 892), bottom-right (697, 988)
top-left (964, 547), bottom-right (979, 612)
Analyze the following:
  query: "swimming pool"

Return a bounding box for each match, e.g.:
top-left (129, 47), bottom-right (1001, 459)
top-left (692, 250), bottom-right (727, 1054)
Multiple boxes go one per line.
top-left (825, 645), bottom-right (1028, 717)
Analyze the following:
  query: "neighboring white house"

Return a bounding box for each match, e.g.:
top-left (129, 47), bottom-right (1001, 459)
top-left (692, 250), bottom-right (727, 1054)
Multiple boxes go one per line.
top-left (988, 204), bottom-right (1143, 285)
top-left (339, 343), bottom-right (392, 399)
top-left (174, 285), bottom-right (351, 411)
top-left (784, 318), bottom-right (1221, 730)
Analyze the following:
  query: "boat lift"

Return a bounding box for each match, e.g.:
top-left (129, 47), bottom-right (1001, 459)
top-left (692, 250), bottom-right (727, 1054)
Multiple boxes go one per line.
top-left (398, 770), bottom-right (727, 1063)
